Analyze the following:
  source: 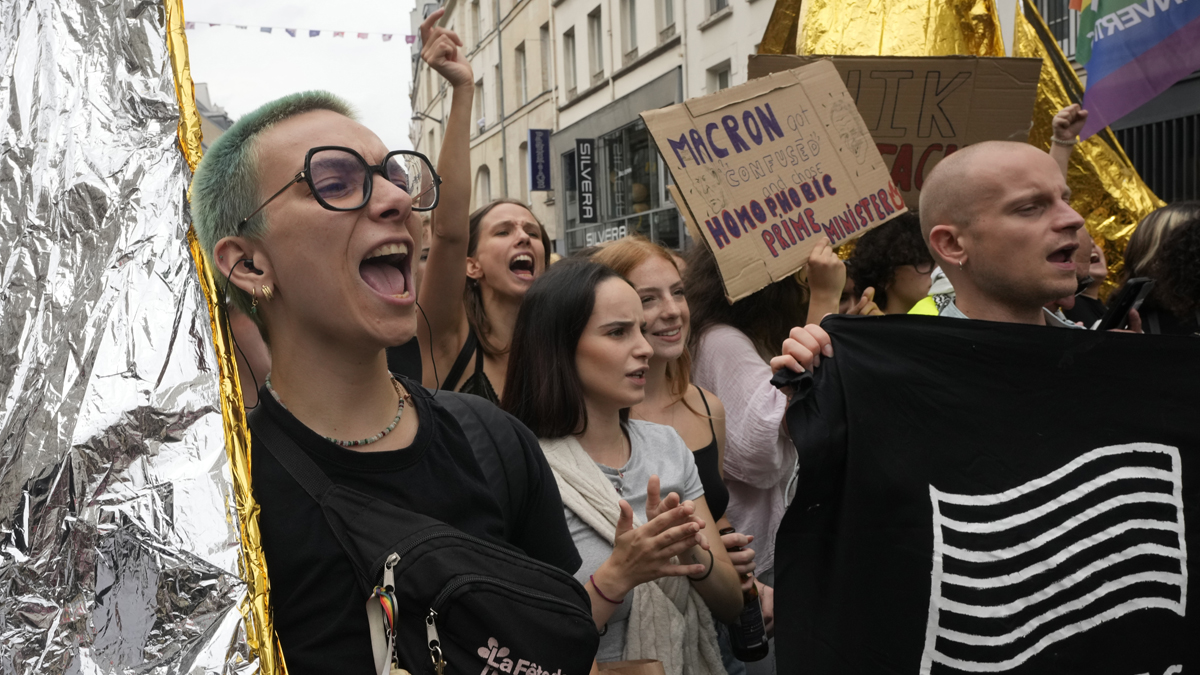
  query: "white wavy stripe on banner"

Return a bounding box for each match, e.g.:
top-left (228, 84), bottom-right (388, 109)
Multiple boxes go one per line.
top-left (918, 443), bottom-right (1188, 674)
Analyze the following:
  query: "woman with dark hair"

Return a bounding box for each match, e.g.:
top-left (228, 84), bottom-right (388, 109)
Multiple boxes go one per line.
top-left (417, 193), bottom-right (552, 402)
top-left (504, 260), bottom-right (743, 671)
top-left (846, 212), bottom-right (935, 315)
top-left (684, 237), bottom-right (845, 618)
top-left (1119, 203), bottom-right (1200, 335)
top-left (1151, 219), bottom-right (1200, 335)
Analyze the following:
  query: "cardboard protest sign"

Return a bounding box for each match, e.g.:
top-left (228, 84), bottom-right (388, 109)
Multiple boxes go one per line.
top-left (748, 55), bottom-right (1043, 209)
top-left (642, 60), bottom-right (904, 302)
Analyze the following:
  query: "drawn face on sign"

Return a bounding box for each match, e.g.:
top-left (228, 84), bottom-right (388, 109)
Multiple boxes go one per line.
top-left (830, 100), bottom-right (867, 165)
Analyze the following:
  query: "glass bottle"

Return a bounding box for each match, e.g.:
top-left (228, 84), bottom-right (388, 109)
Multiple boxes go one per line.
top-left (720, 527), bottom-right (770, 662)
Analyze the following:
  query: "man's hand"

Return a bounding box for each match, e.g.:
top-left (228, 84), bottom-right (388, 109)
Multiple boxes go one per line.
top-left (770, 323), bottom-right (833, 374)
top-left (1052, 104), bottom-right (1088, 142)
top-left (420, 9), bottom-right (473, 89)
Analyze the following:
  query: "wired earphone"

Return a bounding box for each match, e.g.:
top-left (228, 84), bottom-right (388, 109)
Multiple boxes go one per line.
top-left (222, 260), bottom-right (441, 410)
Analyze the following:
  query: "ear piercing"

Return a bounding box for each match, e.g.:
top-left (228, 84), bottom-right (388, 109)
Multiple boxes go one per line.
top-left (262, 285), bottom-right (273, 302)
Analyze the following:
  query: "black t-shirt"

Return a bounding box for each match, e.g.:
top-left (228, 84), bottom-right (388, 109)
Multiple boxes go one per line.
top-left (252, 376), bottom-right (581, 675)
top-left (1063, 294), bottom-right (1106, 328)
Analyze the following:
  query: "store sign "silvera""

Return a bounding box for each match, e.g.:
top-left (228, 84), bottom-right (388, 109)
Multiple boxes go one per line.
top-left (575, 138), bottom-right (597, 223)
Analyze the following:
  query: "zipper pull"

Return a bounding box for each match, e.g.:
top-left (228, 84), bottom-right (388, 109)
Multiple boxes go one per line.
top-left (426, 610), bottom-right (446, 675)
top-left (383, 552), bottom-right (400, 591)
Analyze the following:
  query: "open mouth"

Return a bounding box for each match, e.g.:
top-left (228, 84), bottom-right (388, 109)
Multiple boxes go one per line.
top-left (359, 242), bottom-right (413, 301)
top-left (626, 368), bottom-right (647, 384)
top-left (1090, 251), bottom-right (1101, 264)
top-left (1046, 243), bottom-right (1079, 269)
top-left (509, 253), bottom-right (536, 280)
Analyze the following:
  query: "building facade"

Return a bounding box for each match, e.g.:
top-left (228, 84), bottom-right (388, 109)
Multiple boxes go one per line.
top-left (410, 0), bottom-right (775, 254)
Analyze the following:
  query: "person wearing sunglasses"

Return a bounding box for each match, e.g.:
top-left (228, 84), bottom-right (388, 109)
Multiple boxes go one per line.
top-left (846, 212), bottom-right (936, 316)
top-left (190, 92), bottom-right (582, 674)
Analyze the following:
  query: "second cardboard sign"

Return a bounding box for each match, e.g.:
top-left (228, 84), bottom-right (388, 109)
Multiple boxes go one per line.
top-left (748, 54), bottom-right (1043, 210)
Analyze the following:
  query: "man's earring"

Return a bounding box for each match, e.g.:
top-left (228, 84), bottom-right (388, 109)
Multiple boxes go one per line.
top-left (262, 285), bottom-right (273, 302)
top-left (958, 259), bottom-right (965, 271)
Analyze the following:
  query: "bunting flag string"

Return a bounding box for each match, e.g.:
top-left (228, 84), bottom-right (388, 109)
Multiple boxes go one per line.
top-left (183, 21), bottom-right (406, 42)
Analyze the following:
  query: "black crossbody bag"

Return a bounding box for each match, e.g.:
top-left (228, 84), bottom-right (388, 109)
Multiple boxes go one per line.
top-left (248, 391), bottom-right (598, 675)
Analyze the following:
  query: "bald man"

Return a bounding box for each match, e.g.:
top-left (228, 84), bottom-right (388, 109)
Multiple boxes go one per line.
top-left (917, 140), bottom-right (1086, 327)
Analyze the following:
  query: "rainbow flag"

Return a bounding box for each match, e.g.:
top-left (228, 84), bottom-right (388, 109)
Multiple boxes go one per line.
top-left (1075, 0), bottom-right (1200, 138)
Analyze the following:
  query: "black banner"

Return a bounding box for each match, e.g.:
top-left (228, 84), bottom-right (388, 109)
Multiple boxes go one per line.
top-left (576, 138), bottom-right (597, 224)
top-left (775, 315), bottom-right (1200, 674)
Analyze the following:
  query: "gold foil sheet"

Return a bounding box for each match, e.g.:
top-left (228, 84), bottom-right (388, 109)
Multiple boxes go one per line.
top-left (0, 0), bottom-right (265, 671)
top-left (1014, 1), bottom-right (1164, 294)
top-left (790, 0), bottom-right (1005, 58)
top-left (760, 0), bottom-right (804, 55)
top-left (164, 0), bottom-right (283, 671)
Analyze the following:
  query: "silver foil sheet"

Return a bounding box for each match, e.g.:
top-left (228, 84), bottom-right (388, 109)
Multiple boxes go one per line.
top-left (0, 0), bottom-right (253, 672)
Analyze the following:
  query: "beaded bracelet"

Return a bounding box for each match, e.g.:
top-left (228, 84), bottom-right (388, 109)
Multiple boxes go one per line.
top-left (1051, 137), bottom-right (1079, 147)
top-left (590, 574), bottom-right (624, 604)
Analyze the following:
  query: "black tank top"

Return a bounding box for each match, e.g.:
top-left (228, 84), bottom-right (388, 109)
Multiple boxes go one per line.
top-left (441, 327), bottom-right (500, 405)
top-left (690, 389), bottom-right (728, 522)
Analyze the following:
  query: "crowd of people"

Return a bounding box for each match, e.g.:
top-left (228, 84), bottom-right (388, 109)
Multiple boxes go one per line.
top-left (187, 12), bottom-right (1198, 675)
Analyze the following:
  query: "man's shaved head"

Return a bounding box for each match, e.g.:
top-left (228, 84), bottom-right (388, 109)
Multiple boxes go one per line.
top-left (918, 140), bottom-right (1084, 324)
top-left (919, 141), bottom-right (1045, 249)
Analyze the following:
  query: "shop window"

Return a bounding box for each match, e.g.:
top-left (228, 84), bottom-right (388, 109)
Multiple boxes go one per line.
top-left (562, 150), bottom-right (578, 232)
top-left (515, 43), bottom-right (527, 106)
top-left (519, 142), bottom-right (529, 199)
top-left (658, 0), bottom-right (676, 42)
top-left (564, 28), bottom-right (578, 98)
top-left (621, 0), bottom-right (638, 65)
top-left (708, 60), bottom-right (731, 94)
top-left (475, 165), bottom-right (492, 208)
top-left (474, 78), bottom-right (485, 135)
top-left (603, 120), bottom-right (661, 236)
top-left (588, 8), bottom-right (604, 84)
top-left (540, 24), bottom-right (552, 92)
top-left (471, 0), bottom-right (481, 46)
top-left (494, 64), bottom-right (502, 119)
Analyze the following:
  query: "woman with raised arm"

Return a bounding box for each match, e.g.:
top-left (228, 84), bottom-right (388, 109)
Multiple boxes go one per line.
top-left (414, 12), bottom-right (550, 403)
top-left (504, 260), bottom-right (743, 672)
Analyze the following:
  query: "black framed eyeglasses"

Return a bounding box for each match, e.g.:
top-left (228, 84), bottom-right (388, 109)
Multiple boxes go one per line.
top-left (238, 146), bottom-right (442, 228)
top-left (914, 260), bottom-right (936, 275)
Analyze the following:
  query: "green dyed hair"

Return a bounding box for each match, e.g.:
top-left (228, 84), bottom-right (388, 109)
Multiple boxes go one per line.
top-left (190, 90), bottom-right (356, 327)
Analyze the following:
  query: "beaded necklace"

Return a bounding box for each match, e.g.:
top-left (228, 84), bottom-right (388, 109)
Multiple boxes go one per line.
top-left (265, 375), bottom-right (408, 448)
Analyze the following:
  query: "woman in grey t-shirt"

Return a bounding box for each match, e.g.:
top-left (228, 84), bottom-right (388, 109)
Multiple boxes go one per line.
top-left (505, 261), bottom-right (743, 672)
